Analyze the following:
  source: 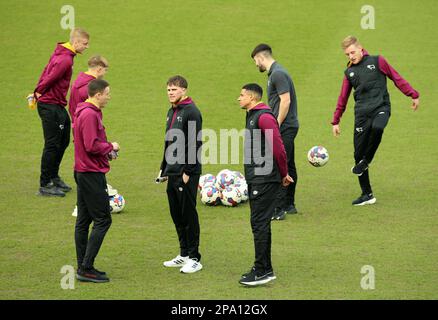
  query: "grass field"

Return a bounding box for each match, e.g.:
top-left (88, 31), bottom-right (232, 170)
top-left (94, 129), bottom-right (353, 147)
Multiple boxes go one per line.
top-left (1, 0), bottom-right (437, 299)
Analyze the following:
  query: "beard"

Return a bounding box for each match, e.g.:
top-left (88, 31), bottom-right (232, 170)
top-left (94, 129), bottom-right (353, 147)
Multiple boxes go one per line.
top-left (258, 65), bottom-right (266, 73)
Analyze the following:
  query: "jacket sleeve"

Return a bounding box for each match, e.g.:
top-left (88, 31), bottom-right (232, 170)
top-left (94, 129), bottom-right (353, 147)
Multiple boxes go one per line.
top-left (331, 75), bottom-right (352, 125)
top-left (35, 58), bottom-right (71, 95)
top-left (258, 113), bottom-right (288, 178)
top-left (183, 109), bottom-right (202, 175)
top-left (81, 113), bottom-right (113, 156)
top-left (378, 56), bottom-right (419, 99)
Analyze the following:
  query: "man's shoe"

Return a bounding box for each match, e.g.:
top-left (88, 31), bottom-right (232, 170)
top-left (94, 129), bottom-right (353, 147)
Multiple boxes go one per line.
top-left (180, 258), bottom-right (203, 274)
top-left (163, 255), bottom-right (189, 268)
top-left (352, 193), bottom-right (376, 206)
top-left (266, 270), bottom-right (277, 280)
top-left (38, 182), bottom-right (65, 197)
top-left (351, 159), bottom-right (369, 176)
top-left (239, 268), bottom-right (273, 286)
top-left (78, 266), bottom-right (106, 276)
top-left (52, 177), bottom-right (72, 192)
top-left (271, 208), bottom-right (286, 221)
top-left (76, 268), bottom-right (110, 283)
top-left (284, 204), bottom-right (298, 214)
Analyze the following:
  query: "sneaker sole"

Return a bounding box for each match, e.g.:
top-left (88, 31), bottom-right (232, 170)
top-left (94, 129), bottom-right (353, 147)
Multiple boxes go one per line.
top-left (180, 266), bottom-right (203, 274)
top-left (353, 198), bottom-right (377, 206)
top-left (76, 274), bottom-right (109, 283)
top-left (36, 191), bottom-right (65, 197)
top-left (239, 277), bottom-right (273, 286)
top-left (163, 263), bottom-right (187, 268)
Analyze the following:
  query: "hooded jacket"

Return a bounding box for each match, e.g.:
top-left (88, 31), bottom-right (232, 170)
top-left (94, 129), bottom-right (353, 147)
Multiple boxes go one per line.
top-left (69, 72), bottom-right (96, 125)
top-left (35, 42), bottom-right (76, 106)
top-left (74, 101), bottom-right (113, 173)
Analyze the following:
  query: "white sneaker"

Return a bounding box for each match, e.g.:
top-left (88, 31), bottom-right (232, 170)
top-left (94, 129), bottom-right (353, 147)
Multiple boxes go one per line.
top-left (180, 259), bottom-right (203, 274)
top-left (72, 206), bottom-right (77, 217)
top-left (163, 255), bottom-right (189, 268)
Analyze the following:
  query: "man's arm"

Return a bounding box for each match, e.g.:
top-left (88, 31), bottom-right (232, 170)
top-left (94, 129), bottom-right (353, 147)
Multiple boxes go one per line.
top-left (378, 55), bottom-right (420, 111)
top-left (35, 59), bottom-right (71, 96)
top-left (258, 113), bottom-right (292, 186)
top-left (271, 71), bottom-right (291, 126)
top-left (81, 114), bottom-right (114, 155)
top-left (182, 109), bottom-right (202, 179)
top-left (332, 76), bottom-right (352, 137)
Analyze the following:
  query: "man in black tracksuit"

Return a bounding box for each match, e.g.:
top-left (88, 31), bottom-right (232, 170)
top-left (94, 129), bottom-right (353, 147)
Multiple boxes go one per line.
top-left (238, 83), bottom-right (292, 286)
top-left (159, 75), bottom-right (203, 274)
top-left (251, 44), bottom-right (299, 220)
top-left (332, 36), bottom-right (420, 205)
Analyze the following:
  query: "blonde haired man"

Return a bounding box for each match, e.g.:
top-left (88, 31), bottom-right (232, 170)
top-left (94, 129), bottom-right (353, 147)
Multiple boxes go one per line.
top-left (332, 36), bottom-right (420, 205)
top-left (69, 55), bottom-right (109, 127)
top-left (34, 27), bottom-right (90, 197)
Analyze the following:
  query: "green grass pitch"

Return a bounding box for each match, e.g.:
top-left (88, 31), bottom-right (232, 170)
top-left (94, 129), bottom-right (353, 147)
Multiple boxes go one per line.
top-left (0, 0), bottom-right (437, 299)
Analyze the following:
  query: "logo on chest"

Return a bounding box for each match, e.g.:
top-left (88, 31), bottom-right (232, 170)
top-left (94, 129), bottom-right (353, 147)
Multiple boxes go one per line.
top-left (367, 64), bottom-right (376, 70)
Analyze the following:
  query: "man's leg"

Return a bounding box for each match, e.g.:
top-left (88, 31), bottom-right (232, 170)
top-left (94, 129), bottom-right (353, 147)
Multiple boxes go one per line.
top-left (354, 116), bottom-right (373, 195)
top-left (74, 171), bottom-right (93, 268)
top-left (249, 183), bottom-right (278, 274)
top-left (37, 103), bottom-right (62, 187)
top-left (53, 107), bottom-right (71, 180)
top-left (78, 172), bottom-right (112, 269)
top-left (285, 128), bottom-right (298, 211)
top-left (365, 110), bottom-right (390, 164)
top-left (166, 176), bottom-right (189, 258)
top-left (181, 175), bottom-right (201, 262)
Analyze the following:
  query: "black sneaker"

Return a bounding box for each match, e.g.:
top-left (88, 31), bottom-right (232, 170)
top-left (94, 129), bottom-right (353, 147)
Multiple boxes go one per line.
top-left (271, 207), bottom-right (286, 221)
top-left (352, 193), bottom-right (376, 206)
top-left (351, 159), bottom-right (369, 176)
top-left (77, 268), bottom-right (110, 283)
top-left (52, 177), bottom-right (72, 192)
top-left (266, 270), bottom-right (277, 280)
top-left (284, 204), bottom-right (298, 214)
top-left (80, 267), bottom-right (106, 276)
top-left (38, 182), bottom-right (65, 197)
top-left (239, 267), bottom-right (273, 286)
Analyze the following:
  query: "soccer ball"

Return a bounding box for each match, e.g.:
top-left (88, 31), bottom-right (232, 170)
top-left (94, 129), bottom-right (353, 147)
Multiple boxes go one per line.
top-left (221, 186), bottom-right (241, 207)
top-left (307, 146), bottom-right (329, 167)
top-left (233, 171), bottom-right (245, 180)
top-left (198, 174), bottom-right (216, 191)
top-left (109, 193), bottom-right (125, 213)
top-left (234, 182), bottom-right (248, 202)
top-left (200, 186), bottom-right (221, 206)
top-left (215, 169), bottom-right (235, 190)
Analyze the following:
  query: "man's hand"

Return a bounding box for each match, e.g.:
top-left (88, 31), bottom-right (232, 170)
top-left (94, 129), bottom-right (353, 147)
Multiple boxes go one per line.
top-left (411, 98), bottom-right (420, 111)
top-left (332, 124), bottom-right (341, 137)
top-left (182, 173), bottom-right (190, 184)
top-left (111, 142), bottom-right (120, 151)
top-left (282, 175), bottom-right (294, 187)
top-left (34, 92), bottom-right (42, 99)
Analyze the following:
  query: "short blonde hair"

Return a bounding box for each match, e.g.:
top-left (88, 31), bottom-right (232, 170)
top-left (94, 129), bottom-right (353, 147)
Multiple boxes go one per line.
top-left (88, 55), bottom-right (108, 68)
top-left (70, 27), bottom-right (90, 42)
top-left (341, 36), bottom-right (361, 50)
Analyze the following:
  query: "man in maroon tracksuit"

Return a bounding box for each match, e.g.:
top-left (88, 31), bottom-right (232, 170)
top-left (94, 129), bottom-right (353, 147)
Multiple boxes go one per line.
top-left (68, 55), bottom-right (109, 129)
top-left (34, 28), bottom-right (89, 197)
top-left (74, 79), bottom-right (120, 283)
top-left (332, 36), bottom-right (420, 206)
top-left (238, 83), bottom-right (293, 286)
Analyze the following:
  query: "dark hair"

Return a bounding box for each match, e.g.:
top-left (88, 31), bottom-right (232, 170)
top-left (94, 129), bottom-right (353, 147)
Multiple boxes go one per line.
top-left (242, 83), bottom-right (263, 99)
top-left (167, 75), bottom-right (188, 89)
top-left (88, 79), bottom-right (109, 97)
top-left (251, 43), bottom-right (272, 58)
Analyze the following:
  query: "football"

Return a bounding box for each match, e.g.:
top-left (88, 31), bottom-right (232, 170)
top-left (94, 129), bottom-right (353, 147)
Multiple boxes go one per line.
top-left (200, 185), bottom-right (221, 206)
top-left (198, 174), bottom-right (216, 191)
top-left (109, 193), bottom-right (126, 213)
top-left (307, 146), bottom-right (329, 167)
top-left (215, 169), bottom-right (235, 190)
top-left (221, 186), bottom-right (241, 207)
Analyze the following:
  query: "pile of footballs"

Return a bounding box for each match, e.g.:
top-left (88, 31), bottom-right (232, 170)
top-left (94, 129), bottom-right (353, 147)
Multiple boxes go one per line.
top-left (198, 169), bottom-right (248, 207)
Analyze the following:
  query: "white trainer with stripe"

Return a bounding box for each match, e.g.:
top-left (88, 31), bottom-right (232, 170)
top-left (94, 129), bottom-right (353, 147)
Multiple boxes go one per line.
top-left (180, 259), bottom-right (203, 274)
top-left (163, 255), bottom-right (189, 268)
